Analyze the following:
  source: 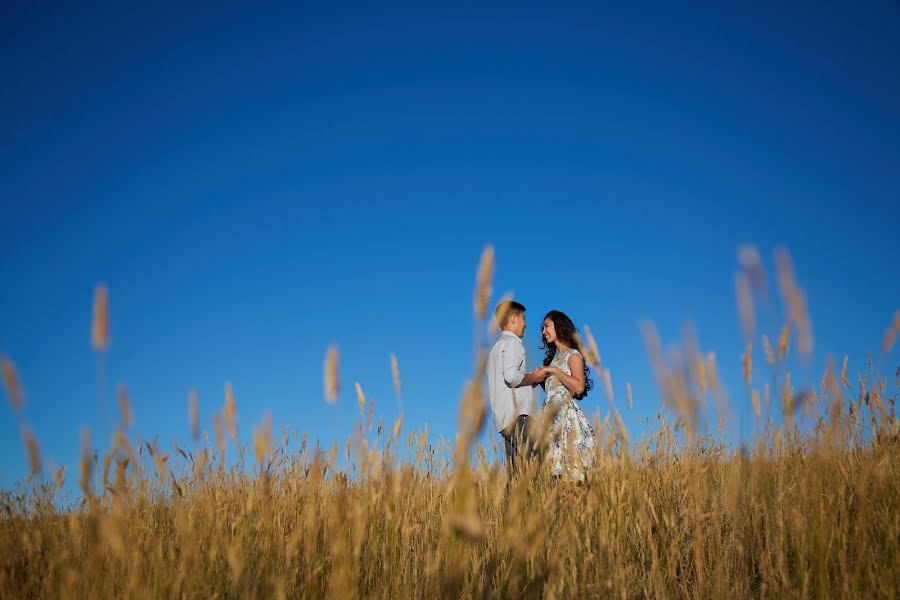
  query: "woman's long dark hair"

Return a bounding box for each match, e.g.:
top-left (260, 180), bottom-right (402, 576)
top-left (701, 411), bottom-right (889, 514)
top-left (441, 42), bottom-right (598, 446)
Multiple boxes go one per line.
top-left (540, 310), bottom-right (593, 400)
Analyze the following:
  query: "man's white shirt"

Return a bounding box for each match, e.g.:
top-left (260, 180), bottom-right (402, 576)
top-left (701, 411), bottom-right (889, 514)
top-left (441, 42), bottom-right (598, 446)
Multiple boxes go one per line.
top-left (487, 331), bottom-right (535, 432)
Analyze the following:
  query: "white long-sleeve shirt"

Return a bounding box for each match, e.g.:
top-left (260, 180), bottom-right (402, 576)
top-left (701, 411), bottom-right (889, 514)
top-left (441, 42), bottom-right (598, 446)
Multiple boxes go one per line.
top-left (487, 331), bottom-right (535, 432)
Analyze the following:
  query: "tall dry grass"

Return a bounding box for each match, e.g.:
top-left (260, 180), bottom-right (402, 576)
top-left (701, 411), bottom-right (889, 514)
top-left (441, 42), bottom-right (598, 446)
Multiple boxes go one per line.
top-left (1, 246), bottom-right (898, 598)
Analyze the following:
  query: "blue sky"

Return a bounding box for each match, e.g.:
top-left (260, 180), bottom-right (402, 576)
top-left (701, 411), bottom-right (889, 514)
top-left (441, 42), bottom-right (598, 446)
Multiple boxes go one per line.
top-left (1, 1), bottom-right (898, 487)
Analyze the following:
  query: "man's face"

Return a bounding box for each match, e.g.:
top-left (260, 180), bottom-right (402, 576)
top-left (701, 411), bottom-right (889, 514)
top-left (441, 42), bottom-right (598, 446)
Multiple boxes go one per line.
top-left (511, 311), bottom-right (526, 338)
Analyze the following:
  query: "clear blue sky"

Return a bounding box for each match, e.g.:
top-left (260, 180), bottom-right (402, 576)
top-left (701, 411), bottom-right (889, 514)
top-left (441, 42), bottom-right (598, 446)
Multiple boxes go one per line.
top-left (2, 1), bottom-right (898, 487)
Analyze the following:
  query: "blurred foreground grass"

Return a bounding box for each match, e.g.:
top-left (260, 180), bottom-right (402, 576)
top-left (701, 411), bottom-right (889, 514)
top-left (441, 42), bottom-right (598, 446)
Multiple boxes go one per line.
top-left (1, 246), bottom-right (898, 598)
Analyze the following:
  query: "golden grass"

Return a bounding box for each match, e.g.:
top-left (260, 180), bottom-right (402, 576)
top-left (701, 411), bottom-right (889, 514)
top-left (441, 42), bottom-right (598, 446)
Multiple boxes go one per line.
top-left (188, 389), bottom-right (199, 441)
top-left (355, 382), bottom-right (366, 415)
top-left (883, 310), bottom-right (900, 354)
top-left (1, 250), bottom-right (899, 599)
top-left (2, 356), bottom-right (24, 411)
top-left (473, 245), bottom-right (494, 321)
top-left (390, 353), bottom-right (402, 398)
top-left (734, 272), bottom-right (755, 339)
top-left (117, 384), bottom-right (132, 429)
top-left (323, 347), bottom-right (339, 405)
top-left (91, 284), bottom-right (109, 353)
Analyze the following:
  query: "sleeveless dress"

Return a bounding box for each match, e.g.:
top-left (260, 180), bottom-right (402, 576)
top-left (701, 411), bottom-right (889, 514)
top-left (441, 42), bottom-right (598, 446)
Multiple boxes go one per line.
top-left (543, 348), bottom-right (596, 480)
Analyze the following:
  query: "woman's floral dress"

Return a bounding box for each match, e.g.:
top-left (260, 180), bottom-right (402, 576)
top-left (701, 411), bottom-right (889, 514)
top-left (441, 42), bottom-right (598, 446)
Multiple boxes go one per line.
top-left (543, 348), bottom-right (596, 480)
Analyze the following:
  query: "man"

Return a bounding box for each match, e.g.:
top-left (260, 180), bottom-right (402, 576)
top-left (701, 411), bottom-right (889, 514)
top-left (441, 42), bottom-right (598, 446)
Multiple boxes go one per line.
top-left (487, 300), bottom-right (546, 473)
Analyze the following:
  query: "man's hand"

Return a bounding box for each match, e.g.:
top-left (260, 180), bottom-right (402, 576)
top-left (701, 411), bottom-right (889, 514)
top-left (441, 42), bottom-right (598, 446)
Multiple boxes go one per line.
top-left (520, 366), bottom-right (547, 387)
top-left (527, 366), bottom-right (548, 388)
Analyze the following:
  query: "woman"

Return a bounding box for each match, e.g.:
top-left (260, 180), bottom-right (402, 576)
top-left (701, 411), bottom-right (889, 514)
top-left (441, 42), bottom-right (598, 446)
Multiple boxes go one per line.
top-left (539, 310), bottom-right (596, 480)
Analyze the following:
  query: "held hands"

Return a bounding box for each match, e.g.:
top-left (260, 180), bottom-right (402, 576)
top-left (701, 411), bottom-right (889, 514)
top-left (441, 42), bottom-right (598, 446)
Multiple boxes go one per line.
top-left (530, 366), bottom-right (557, 387)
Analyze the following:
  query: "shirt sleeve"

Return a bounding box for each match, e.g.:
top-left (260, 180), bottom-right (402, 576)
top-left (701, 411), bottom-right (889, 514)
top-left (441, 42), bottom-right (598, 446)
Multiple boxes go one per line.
top-left (500, 339), bottom-right (526, 387)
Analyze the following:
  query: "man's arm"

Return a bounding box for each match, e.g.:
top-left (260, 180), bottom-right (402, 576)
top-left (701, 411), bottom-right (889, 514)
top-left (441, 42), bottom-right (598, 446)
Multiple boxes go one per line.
top-left (500, 341), bottom-right (526, 388)
top-left (519, 369), bottom-right (545, 387)
top-left (501, 340), bottom-right (545, 387)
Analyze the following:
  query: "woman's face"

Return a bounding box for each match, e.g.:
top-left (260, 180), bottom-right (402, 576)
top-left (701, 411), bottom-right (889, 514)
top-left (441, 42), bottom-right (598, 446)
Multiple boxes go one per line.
top-left (542, 318), bottom-right (557, 345)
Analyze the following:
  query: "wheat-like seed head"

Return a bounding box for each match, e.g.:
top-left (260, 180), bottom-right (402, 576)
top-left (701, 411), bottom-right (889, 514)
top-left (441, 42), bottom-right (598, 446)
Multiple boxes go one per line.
top-left (614, 410), bottom-right (630, 445)
top-left (188, 389), bottom-right (199, 440)
top-left (585, 326), bottom-right (602, 365)
top-left (473, 245), bottom-right (494, 320)
top-left (640, 320), bottom-right (666, 384)
top-left (840, 355), bottom-right (849, 388)
top-left (742, 342), bottom-right (752, 386)
top-left (734, 272), bottom-right (755, 339)
top-left (751, 389), bottom-right (761, 418)
top-left (706, 352), bottom-right (717, 391)
top-left (390, 353), bottom-right (401, 397)
top-left (774, 248), bottom-right (814, 359)
top-left (223, 382), bottom-right (238, 437)
top-left (574, 327), bottom-right (601, 368)
top-left (91, 283), bottom-right (110, 352)
top-left (79, 429), bottom-right (93, 497)
top-left (737, 244), bottom-right (757, 275)
top-left (117, 383), bottom-right (133, 428)
top-left (213, 413), bottom-right (226, 456)
top-left (21, 426), bottom-right (41, 476)
top-left (392, 413), bottom-right (404, 441)
top-left (253, 414), bottom-right (272, 466)
top-left (882, 310), bottom-right (900, 354)
top-left (323, 346), bottom-right (339, 404)
top-left (762, 334), bottom-right (775, 367)
top-left (781, 373), bottom-right (794, 428)
top-left (355, 382), bottom-right (366, 414)
top-left (626, 382), bottom-right (633, 410)
top-left (696, 355), bottom-right (708, 396)
top-left (738, 244), bottom-right (761, 268)
top-left (1, 356), bottom-right (23, 410)
top-left (776, 323), bottom-right (791, 361)
top-left (738, 244), bottom-right (770, 312)
top-left (602, 368), bottom-right (614, 404)
top-left (194, 448), bottom-right (208, 481)
top-left (52, 464), bottom-right (66, 493)
top-left (101, 451), bottom-right (113, 492)
top-left (113, 428), bottom-right (136, 464)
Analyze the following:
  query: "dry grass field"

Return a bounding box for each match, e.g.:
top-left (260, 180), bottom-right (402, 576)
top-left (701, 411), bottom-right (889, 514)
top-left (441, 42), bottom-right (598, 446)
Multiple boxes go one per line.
top-left (2, 247), bottom-right (898, 598)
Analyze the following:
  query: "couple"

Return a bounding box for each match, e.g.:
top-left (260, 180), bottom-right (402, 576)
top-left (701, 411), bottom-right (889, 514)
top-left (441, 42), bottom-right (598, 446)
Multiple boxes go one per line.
top-left (487, 300), bottom-right (596, 481)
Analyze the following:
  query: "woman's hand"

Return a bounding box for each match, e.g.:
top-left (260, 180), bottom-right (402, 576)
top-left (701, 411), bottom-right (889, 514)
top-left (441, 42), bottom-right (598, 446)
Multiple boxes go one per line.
top-left (530, 366), bottom-right (548, 388)
top-left (531, 366), bottom-right (549, 379)
top-left (526, 366), bottom-right (549, 388)
top-left (535, 366), bottom-right (562, 388)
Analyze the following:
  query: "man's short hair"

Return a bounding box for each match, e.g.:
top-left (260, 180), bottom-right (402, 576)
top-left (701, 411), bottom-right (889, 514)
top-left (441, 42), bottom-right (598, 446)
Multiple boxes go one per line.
top-left (495, 300), bottom-right (526, 328)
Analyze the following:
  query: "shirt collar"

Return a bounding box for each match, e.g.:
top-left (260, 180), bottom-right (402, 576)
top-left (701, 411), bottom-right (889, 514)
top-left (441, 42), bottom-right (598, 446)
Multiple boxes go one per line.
top-left (501, 330), bottom-right (520, 339)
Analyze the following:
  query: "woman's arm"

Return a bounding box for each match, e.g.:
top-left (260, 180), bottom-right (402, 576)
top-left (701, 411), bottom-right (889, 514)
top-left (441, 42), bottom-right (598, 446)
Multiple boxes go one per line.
top-left (544, 353), bottom-right (586, 397)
